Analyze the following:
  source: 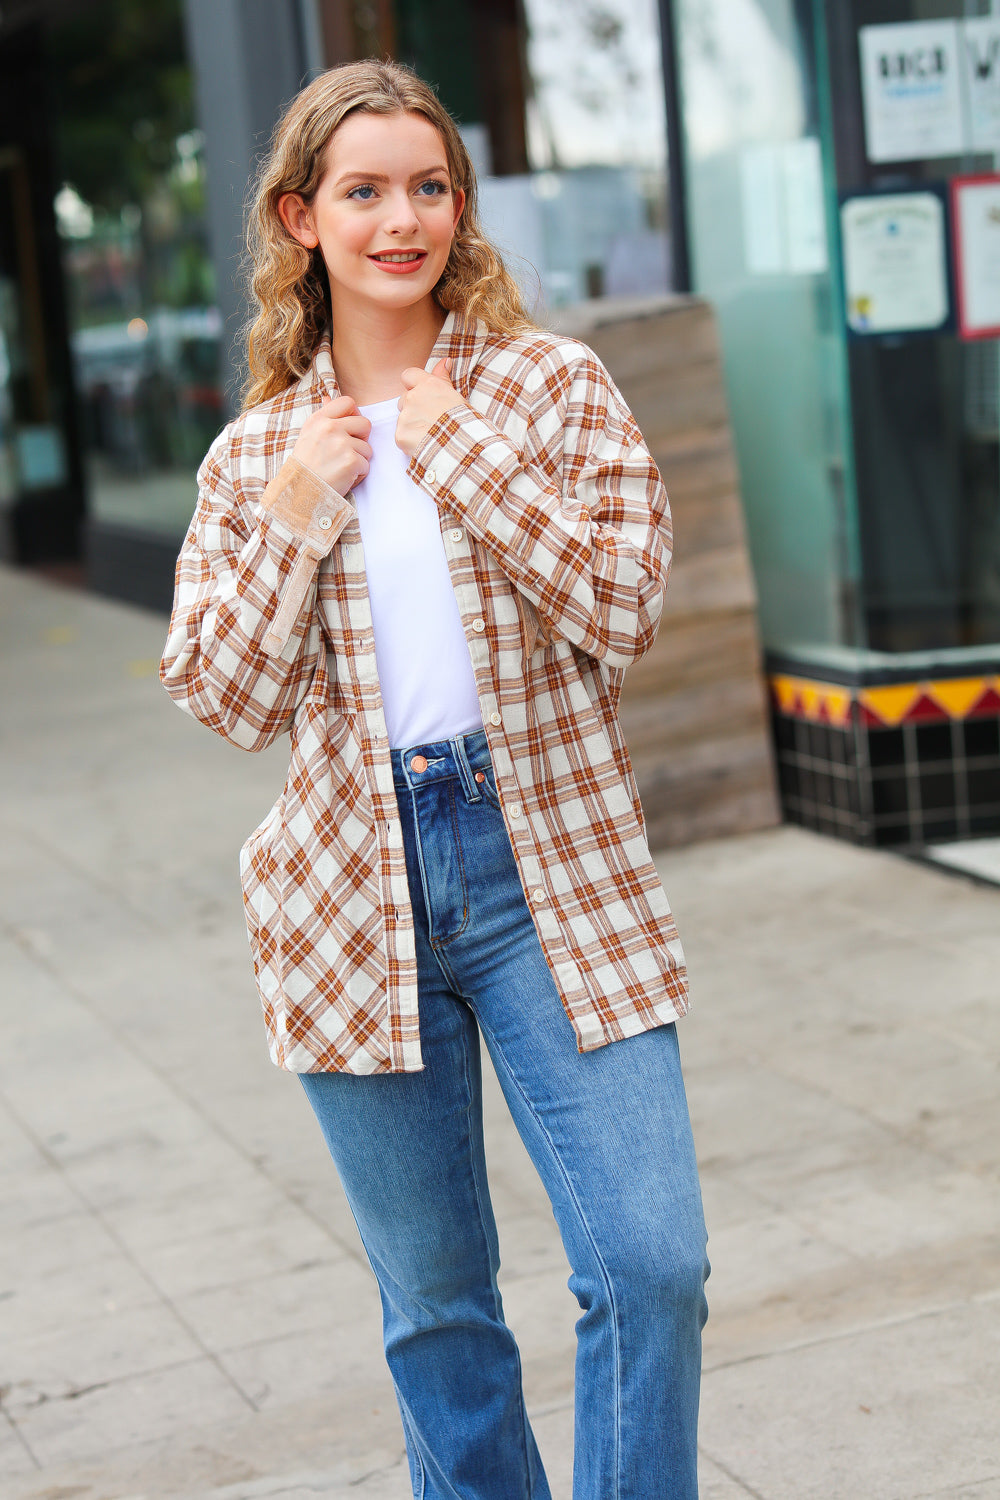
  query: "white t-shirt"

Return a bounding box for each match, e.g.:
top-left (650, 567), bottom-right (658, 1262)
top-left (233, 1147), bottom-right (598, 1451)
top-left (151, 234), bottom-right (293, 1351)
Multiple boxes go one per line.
top-left (353, 397), bottom-right (483, 750)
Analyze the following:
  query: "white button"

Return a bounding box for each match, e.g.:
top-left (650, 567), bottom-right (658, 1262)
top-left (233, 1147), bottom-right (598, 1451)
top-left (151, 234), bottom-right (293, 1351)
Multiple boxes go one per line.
top-left (450, 528), bottom-right (463, 542)
top-left (489, 711), bottom-right (502, 727)
top-left (425, 468), bottom-right (437, 484)
top-left (318, 515), bottom-right (333, 530)
top-left (472, 618), bottom-right (486, 633)
top-left (509, 803), bottom-right (522, 818)
top-left (532, 888), bottom-right (544, 904)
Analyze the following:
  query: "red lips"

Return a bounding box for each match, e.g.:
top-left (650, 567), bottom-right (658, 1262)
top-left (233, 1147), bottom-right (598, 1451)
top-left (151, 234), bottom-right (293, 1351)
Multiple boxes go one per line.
top-left (368, 251), bottom-right (428, 274)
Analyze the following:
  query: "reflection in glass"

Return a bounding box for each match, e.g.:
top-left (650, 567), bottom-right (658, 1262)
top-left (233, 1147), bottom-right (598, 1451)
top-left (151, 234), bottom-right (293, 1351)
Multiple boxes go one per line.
top-left (477, 0), bottom-right (671, 309)
top-left (675, 0), bottom-right (859, 653)
top-left (47, 0), bottom-right (222, 540)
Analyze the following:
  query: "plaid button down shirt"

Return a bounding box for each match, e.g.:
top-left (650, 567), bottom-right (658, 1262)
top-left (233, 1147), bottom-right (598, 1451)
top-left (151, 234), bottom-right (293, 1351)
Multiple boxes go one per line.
top-left (161, 312), bottom-right (689, 1073)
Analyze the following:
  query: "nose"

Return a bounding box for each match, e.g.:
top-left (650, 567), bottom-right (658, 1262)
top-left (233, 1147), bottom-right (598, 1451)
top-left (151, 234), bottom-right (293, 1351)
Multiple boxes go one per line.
top-left (382, 187), bottom-right (420, 236)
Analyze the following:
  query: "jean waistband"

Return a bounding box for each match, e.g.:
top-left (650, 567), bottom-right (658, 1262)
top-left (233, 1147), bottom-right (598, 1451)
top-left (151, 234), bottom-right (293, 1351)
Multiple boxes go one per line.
top-left (391, 728), bottom-right (491, 800)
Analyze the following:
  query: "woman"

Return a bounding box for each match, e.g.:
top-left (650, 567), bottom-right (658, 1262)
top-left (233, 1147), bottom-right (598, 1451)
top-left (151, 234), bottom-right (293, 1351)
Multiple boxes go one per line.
top-left (161, 59), bottom-right (708, 1500)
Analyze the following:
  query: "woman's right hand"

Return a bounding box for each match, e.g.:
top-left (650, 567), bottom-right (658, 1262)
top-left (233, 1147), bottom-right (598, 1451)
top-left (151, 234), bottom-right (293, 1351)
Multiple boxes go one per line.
top-left (293, 397), bottom-right (373, 495)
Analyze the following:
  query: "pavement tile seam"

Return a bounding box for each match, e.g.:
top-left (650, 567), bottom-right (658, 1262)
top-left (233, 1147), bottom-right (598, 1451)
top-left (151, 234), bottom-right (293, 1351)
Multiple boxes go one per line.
top-left (183, 1466), bottom-right (409, 1499)
top-left (0, 1406), bottom-right (42, 1472)
top-left (911, 1479), bottom-right (1000, 1500)
top-left (756, 1054), bottom-right (1000, 1184)
top-left (1, 1302), bottom-right (264, 1431)
top-left (0, 904), bottom-right (370, 1280)
top-left (0, 1085), bottom-right (265, 1420)
top-left (701, 1292), bottom-right (981, 1375)
top-left (697, 1449), bottom-right (771, 1500)
top-left (0, 816), bottom-right (168, 941)
top-left (1, 1347), bottom-right (253, 1417)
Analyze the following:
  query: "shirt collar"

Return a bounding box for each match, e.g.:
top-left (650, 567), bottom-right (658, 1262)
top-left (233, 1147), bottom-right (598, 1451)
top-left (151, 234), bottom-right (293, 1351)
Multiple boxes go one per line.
top-left (306, 309), bottom-right (489, 405)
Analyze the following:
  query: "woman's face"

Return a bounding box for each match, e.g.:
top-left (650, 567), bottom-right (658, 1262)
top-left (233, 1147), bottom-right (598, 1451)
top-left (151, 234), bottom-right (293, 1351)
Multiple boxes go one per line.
top-left (280, 110), bottom-right (465, 321)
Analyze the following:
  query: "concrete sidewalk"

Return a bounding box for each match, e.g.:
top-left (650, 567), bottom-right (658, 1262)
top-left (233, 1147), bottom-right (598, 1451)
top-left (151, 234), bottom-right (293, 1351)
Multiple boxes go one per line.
top-left (1, 564), bottom-right (998, 1500)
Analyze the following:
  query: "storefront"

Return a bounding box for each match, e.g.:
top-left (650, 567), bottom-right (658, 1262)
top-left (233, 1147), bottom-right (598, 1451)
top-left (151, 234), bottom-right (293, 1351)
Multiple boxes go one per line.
top-left (0, 0), bottom-right (324, 603)
top-left (5, 0), bottom-right (999, 846)
top-left (670, 0), bottom-right (1000, 845)
top-left (0, 0), bottom-right (674, 608)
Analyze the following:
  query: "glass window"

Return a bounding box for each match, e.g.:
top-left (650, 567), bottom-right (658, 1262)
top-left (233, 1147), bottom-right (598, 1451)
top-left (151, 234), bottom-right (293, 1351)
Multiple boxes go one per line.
top-left (0, 15), bottom-right (81, 566)
top-left (0, 149), bottom-right (70, 509)
top-left (46, 0), bottom-right (222, 541)
top-left (827, 0), bottom-right (1000, 652)
top-left (674, 0), bottom-right (860, 654)
top-left (395, 0), bottom-right (672, 311)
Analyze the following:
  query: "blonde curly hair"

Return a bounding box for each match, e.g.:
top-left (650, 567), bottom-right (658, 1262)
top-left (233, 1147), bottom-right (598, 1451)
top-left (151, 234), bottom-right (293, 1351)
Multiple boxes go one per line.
top-left (242, 59), bottom-right (535, 409)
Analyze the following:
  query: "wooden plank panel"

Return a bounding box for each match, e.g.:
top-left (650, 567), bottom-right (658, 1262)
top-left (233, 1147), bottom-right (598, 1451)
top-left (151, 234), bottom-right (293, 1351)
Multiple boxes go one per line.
top-left (552, 295), bottom-right (780, 844)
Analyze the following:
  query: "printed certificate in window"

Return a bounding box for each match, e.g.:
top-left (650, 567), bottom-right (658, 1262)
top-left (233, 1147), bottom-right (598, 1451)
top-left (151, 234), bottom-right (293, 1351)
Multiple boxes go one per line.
top-left (840, 190), bottom-right (950, 335)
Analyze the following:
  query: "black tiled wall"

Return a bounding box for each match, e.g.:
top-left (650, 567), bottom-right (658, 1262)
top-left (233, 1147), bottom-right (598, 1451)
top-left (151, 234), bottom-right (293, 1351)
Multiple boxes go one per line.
top-left (772, 708), bottom-right (1000, 847)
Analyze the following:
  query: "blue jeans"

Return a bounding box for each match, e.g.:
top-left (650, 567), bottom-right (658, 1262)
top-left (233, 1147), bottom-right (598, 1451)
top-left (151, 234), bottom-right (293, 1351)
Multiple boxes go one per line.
top-left (300, 729), bottom-right (708, 1499)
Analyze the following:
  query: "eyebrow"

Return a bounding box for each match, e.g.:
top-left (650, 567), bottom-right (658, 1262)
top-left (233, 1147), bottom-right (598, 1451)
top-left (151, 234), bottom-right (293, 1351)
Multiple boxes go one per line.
top-left (333, 165), bottom-right (450, 188)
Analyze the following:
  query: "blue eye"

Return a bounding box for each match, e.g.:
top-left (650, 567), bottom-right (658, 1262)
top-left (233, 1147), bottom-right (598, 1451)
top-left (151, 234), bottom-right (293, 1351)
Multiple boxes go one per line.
top-left (348, 184), bottom-right (377, 201)
top-left (417, 180), bottom-right (448, 197)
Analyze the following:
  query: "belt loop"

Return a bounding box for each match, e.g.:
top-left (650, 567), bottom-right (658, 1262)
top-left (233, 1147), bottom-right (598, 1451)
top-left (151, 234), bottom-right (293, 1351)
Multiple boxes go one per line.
top-left (452, 732), bottom-right (481, 803)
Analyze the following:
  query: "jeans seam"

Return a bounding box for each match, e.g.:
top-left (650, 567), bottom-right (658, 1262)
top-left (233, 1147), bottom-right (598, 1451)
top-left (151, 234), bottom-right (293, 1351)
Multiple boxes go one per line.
top-left (430, 780), bottom-right (470, 950)
top-left (476, 1015), bottom-right (623, 1500)
top-left (457, 1021), bottom-right (536, 1499)
top-left (408, 780), bottom-right (469, 974)
top-left (397, 1398), bottom-right (427, 1498)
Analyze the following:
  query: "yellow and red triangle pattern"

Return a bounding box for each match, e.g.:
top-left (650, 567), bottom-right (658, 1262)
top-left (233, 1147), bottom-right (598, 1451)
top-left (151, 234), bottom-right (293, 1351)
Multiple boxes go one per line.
top-left (769, 673), bottom-right (1000, 728)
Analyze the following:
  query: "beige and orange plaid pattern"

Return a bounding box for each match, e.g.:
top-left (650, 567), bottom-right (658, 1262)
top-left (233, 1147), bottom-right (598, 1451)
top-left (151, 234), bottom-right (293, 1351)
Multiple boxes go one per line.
top-left (161, 312), bottom-right (688, 1073)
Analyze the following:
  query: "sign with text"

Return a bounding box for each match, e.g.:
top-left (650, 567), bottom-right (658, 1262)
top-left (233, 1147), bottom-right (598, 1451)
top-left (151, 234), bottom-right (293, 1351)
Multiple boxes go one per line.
top-left (951, 175), bottom-right (1000, 338)
top-left (860, 21), bottom-right (964, 163)
top-left (860, 18), bottom-right (1000, 161)
top-left (964, 18), bottom-right (1000, 152)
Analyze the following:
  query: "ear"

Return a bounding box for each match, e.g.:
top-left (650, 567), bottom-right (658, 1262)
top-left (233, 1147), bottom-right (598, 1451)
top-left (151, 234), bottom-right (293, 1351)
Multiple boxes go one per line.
top-left (277, 191), bottom-right (319, 250)
top-left (451, 186), bottom-right (466, 233)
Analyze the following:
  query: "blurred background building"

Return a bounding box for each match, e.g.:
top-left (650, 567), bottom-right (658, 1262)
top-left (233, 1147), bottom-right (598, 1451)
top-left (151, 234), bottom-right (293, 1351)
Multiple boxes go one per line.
top-left (2, 0), bottom-right (999, 851)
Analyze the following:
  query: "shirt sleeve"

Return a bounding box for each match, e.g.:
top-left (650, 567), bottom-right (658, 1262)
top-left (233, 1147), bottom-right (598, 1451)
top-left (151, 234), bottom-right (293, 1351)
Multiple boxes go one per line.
top-left (407, 351), bottom-right (671, 671)
top-left (159, 432), bottom-right (353, 752)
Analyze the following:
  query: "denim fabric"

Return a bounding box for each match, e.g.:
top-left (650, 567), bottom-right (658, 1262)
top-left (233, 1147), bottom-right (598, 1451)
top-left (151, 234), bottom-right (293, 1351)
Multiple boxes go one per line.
top-left (300, 729), bottom-right (708, 1499)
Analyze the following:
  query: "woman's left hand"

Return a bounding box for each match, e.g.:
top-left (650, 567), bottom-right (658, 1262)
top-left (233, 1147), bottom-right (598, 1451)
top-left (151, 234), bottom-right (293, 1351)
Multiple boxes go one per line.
top-left (395, 358), bottom-right (466, 458)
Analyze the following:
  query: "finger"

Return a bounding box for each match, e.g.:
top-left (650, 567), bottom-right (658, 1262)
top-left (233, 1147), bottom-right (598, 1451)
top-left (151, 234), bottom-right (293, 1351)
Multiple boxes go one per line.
top-left (431, 358), bottom-right (452, 381)
top-left (400, 366), bottom-right (428, 389)
top-left (338, 415), bottom-right (372, 438)
top-left (322, 395), bottom-right (360, 417)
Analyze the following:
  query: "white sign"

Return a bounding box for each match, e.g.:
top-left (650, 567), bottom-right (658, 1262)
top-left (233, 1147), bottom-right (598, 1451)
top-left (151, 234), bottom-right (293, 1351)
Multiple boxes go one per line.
top-left (953, 178), bottom-right (1000, 336)
top-left (740, 138), bottom-right (828, 277)
top-left (783, 137), bottom-right (828, 275)
top-left (964, 18), bottom-right (1000, 152)
top-left (860, 21), bottom-right (964, 163)
top-left (841, 192), bottom-right (949, 335)
top-left (741, 145), bottom-right (784, 274)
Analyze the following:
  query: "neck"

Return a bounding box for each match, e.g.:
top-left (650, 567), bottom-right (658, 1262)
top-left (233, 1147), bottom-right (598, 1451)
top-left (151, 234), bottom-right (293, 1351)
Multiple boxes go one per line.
top-left (331, 295), bottom-right (447, 405)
